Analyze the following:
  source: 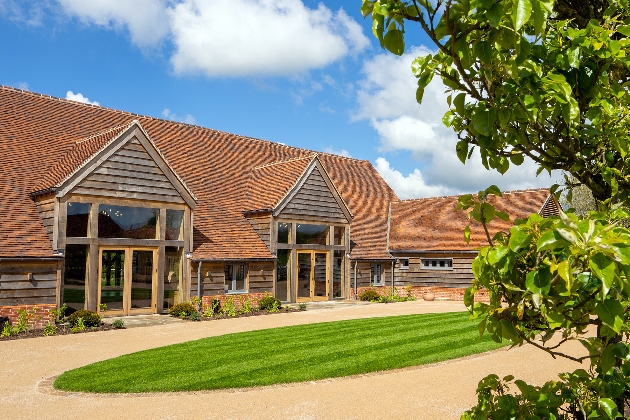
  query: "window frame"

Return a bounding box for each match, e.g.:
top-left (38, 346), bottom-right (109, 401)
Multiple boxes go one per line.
top-left (371, 263), bottom-right (383, 286)
top-left (224, 263), bottom-right (248, 294)
top-left (399, 258), bottom-right (409, 270)
top-left (421, 258), bottom-right (453, 271)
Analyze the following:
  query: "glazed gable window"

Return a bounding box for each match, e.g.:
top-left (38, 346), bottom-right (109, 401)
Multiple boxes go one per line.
top-left (98, 205), bottom-right (158, 239)
top-left (225, 263), bottom-right (247, 293)
top-left (66, 202), bottom-right (90, 237)
top-left (295, 224), bottom-right (328, 245)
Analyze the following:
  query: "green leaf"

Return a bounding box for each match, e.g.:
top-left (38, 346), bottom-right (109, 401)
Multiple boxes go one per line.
top-left (598, 398), bottom-right (620, 419)
top-left (488, 246), bottom-right (509, 264)
top-left (601, 344), bottom-right (616, 373)
top-left (532, 0), bottom-right (548, 34)
top-left (509, 227), bottom-right (532, 251)
top-left (474, 41), bottom-right (493, 64)
top-left (472, 110), bottom-right (495, 136)
top-left (618, 25), bottom-right (630, 37)
top-left (464, 225), bottom-right (471, 244)
top-left (509, 153), bottom-right (524, 165)
top-left (546, 311), bottom-right (565, 328)
top-left (453, 93), bottom-right (466, 115)
top-left (537, 230), bottom-right (571, 250)
top-left (589, 253), bottom-right (616, 296)
top-left (567, 46), bottom-right (580, 68)
top-left (512, 0), bottom-right (532, 32)
top-left (526, 268), bottom-right (551, 295)
top-left (383, 29), bottom-right (405, 56)
top-left (456, 140), bottom-right (468, 163)
top-left (484, 185), bottom-right (502, 196)
top-left (416, 86), bottom-right (425, 103)
top-left (487, 2), bottom-right (504, 27)
top-left (594, 299), bottom-right (624, 334)
top-left (360, 1), bottom-right (374, 18)
top-left (496, 211), bottom-right (510, 221)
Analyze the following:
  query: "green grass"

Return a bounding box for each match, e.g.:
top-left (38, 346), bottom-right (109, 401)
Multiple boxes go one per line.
top-left (54, 312), bottom-right (504, 393)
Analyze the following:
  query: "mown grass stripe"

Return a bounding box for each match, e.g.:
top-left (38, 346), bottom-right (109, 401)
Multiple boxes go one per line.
top-left (54, 312), bottom-right (504, 393)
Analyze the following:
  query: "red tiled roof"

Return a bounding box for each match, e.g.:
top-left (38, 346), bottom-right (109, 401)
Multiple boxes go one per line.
top-left (244, 155), bottom-right (316, 212)
top-left (388, 189), bottom-right (554, 252)
top-left (0, 86), bottom-right (399, 259)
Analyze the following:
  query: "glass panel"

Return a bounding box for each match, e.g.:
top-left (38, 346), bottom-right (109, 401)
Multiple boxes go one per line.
top-left (66, 202), bottom-right (90, 237)
top-left (372, 264), bottom-right (382, 285)
top-left (163, 247), bottom-right (182, 310)
top-left (297, 253), bottom-right (311, 298)
top-left (334, 226), bottom-right (344, 246)
top-left (295, 224), bottom-right (328, 245)
top-left (101, 250), bottom-right (125, 311)
top-left (63, 244), bottom-right (87, 311)
top-left (235, 264), bottom-right (246, 291)
top-left (276, 250), bottom-right (289, 301)
top-left (99, 205), bottom-right (157, 239)
top-left (224, 264), bottom-right (247, 292)
top-left (277, 222), bottom-right (290, 244)
top-left (224, 264), bottom-right (233, 292)
top-left (165, 209), bottom-right (184, 240)
top-left (131, 250), bottom-right (153, 309)
top-left (314, 253), bottom-right (327, 298)
top-left (333, 250), bottom-right (343, 298)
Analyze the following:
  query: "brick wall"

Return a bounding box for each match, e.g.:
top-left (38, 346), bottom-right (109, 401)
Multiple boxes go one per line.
top-left (201, 293), bottom-right (268, 311)
top-left (349, 286), bottom-right (489, 302)
top-left (0, 304), bottom-right (56, 328)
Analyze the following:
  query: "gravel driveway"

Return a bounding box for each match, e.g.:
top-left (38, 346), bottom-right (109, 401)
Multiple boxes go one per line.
top-left (0, 301), bottom-right (582, 419)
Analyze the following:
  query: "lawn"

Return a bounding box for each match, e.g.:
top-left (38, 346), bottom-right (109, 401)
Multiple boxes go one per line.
top-left (54, 311), bottom-right (505, 393)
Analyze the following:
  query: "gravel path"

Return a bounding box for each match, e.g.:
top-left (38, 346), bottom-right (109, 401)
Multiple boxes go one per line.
top-left (0, 301), bottom-right (583, 419)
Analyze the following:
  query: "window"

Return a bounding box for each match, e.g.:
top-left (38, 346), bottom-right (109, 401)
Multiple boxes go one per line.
top-left (163, 247), bottom-right (182, 310)
top-left (165, 209), bottom-right (184, 240)
top-left (421, 259), bottom-right (453, 270)
top-left (277, 222), bottom-right (290, 243)
top-left (66, 202), bottom-right (90, 237)
top-left (99, 205), bottom-right (158, 239)
top-left (63, 244), bottom-right (88, 311)
top-left (296, 224), bottom-right (328, 245)
top-left (372, 263), bottom-right (383, 285)
top-left (399, 259), bottom-right (409, 270)
top-left (333, 226), bottom-right (344, 245)
top-left (225, 263), bottom-right (247, 293)
top-left (333, 250), bottom-right (344, 298)
top-left (276, 250), bottom-right (289, 301)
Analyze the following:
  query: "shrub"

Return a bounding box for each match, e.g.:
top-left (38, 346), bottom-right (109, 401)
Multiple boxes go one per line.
top-left (203, 299), bottom-right (221, 317)
top-left (71, 317), bottom-right (86, 333)
top-left (239, 296), bottom-right (253, 314)
top-left (1, 321), bottom-right (13, 337)
top-left (223, 297), bottom-right (237, 317)
top-left (189, 311), bottom-right (201, 321)
top-left (298, 303), bottom-right (307, 311)
top-left (43, 323), bottom-right (56, 336)
top-left (111, 319), bottom-right (125, 329)
top-left (359, 289), bottom-right (381, 302)
top-left (66, 310), bottom-right (101, 328)
top-left (13, 309), bottom-right (30, 334)
top-left (257, 293), bottom-right (281, 311)
top-left (168, 302), bottom-right (196, 318)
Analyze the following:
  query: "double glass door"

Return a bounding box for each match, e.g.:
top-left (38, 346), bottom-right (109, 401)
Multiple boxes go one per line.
top-left (98, 247), bottom-right (156, 315)
top-left (297, 251), bottom-right (328, 301)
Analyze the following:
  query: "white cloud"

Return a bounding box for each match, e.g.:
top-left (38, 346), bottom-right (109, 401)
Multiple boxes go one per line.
top-left (0, 0), bottom-right (49, 26)
top-left (323, 147), bottom-right (351, 158)
top-left (65, 91), bottom-right (99, 105)
top-left (168, 0), bottom-right (369, 77)
top-left (57, 0), bottom-right (170, 47)
top-left (356, 48), bottom-right (557, 198)
top-left (162, 108), bottom-right (196, 124)
top-left (14, 82), bottom-right (30, 91)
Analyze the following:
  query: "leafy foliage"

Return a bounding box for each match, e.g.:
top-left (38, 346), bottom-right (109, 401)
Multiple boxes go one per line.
top-left (257, 293), bottom-right (281, 311)
top-left (359, 288), bottom-right (382, 301)
top-left (168, 302), bottom-right (196, 318)
top-left (66, 310), bottom-right (101, 328)
top-left (362, 0), bottom-right (630, 416)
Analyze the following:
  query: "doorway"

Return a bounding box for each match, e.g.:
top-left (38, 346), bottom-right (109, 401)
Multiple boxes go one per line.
top-left (296, 251), bottom-right (328, 301)
top-left (98, 247), bottom-right (157, 315)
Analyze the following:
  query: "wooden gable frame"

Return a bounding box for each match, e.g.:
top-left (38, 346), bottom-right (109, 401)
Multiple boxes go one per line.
top-left (273, 156), bottom-right (352, 222)
top-left (54, 120), bottom-right (197, 208)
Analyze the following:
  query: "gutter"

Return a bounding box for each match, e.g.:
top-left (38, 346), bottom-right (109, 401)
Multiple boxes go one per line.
top-left (190, 258), bottom-right (276, 262)
top-left (0, 257), bottom-right (64, 261)
top-left (353, 260), bottom-right (357, 300)
top-left (197, 261), bottom-right (202, 301)
top-left (389, 250), bottom-right (479, 254)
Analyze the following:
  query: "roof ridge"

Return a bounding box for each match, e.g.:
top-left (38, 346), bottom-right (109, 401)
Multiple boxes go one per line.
top-left (252, 154), bottom-right (318, 170)
top-left (75, 121), bottom-right (135, 144)
top-left (392, 187), bottom-right (551, 204)
top-left (1, 85), bottom-right (372, 165)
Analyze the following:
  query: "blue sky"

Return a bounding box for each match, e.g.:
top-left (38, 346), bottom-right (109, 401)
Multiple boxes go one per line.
top-left (0, 0), bottom-right (556, 199)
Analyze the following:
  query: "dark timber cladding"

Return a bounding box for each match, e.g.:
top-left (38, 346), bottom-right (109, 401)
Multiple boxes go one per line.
top-left (0, 260), bottom-right (59, 306)
top-left (246, 214), bottom-right (272, 249)
top-left (35, 195), bottom-right (56, 241)
top-left (277, 167), bottom-right (347, 223)
top-left (393, 253), bottom-right (475, 288)
top-left (70, 138), bottom-right (185, 204)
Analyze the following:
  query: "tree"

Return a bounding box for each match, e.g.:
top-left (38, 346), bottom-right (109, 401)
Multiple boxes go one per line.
top-left (362, 0), bottom-right (630, 417)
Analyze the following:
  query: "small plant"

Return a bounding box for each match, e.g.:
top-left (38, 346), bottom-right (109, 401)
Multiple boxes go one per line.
top-left (298, 303), bottom-right (307, 311)
top-left (203, 299), bottom-right (221, 317)
top-left (111, 319), bottom-right (125, 329)
top-left (267, 300), bottom-right (281, 313)
top-left (43, 323), bottom-right (57, 336)
top-left (190, 296), bottom-right (202, 312)
top-left (358, 288), bottom-right (380, 302)
top-left (257, 292), bottom-right (281, 311)
top-left (71, 317), bottom-right (86, 333)
top-left (239, 296), bottom-right (253, 315)
top-left (67, 310), bottom-right (101, 328)
top-left (13, 309), bottom-right (30, 334)
top-left (405, 285), bottom-right (415, 300)
top-left (50, 305), bottom-right (67, 323)
top-left (98, 303), bottom-right (108, 312)
top-left (223, 296), bottom-right (237, 317)
top-left (168, 302), bottom-right (196, 318)
top-left (1, 321), bottom-right (13, 337)
top-left (189, 310), bottom-right (201, 321)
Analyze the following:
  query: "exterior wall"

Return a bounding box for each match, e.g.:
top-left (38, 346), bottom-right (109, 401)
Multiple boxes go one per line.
top-left (351, 261), bottom-right (393, 289)
top-left (0, 303), bottom-right (55, 328)
top-left (278, 167), bottom-right (347, 224)
top-left (201, 292), bottom-right (268, 311)
top-left (35, 194), bottom-right (56, 241)
top-left (392, 252), bottom-right (476, 288)
top-left (349, 285), bottom-right (489, 302)
top-left (190, 261), bottom-right (274, 298)
top-left (246, 214), bottom-right (272, 250)
top-left (71, 137), bottom-right (185, 204)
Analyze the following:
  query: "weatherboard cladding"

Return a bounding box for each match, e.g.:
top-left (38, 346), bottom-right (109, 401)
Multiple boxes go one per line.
top-left (0, 86), bottom-right (398, 260)
top-left (387, 188), bottom-right (555, 252)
